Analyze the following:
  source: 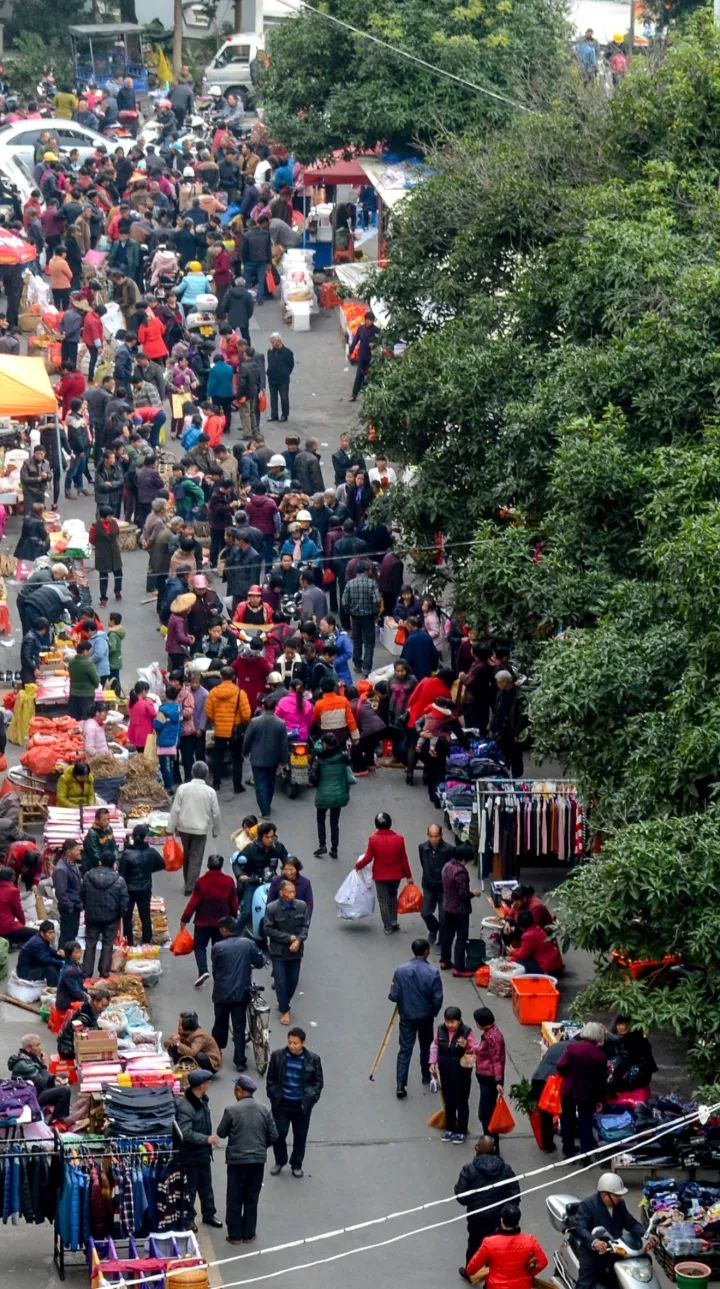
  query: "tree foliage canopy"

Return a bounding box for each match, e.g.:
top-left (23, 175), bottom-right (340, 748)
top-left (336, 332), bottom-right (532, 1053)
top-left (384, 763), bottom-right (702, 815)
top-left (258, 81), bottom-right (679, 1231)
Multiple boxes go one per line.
top-left (361, 11), bottom-right (720, 1067)
top-left (258, 0), bottom-right (569, 160)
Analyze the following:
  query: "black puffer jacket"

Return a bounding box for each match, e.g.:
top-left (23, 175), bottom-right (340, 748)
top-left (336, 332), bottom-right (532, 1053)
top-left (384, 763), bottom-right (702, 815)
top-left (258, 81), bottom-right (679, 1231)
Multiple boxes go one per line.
top-left (118, 845), bottom-right (164, 894)
top-left (81, 865), bottom-right (128, 925)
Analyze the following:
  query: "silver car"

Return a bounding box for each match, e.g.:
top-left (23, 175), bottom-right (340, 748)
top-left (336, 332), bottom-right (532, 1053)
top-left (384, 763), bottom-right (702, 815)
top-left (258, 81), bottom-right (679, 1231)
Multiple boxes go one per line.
top-left (0, 118), bottom-right (133, 169)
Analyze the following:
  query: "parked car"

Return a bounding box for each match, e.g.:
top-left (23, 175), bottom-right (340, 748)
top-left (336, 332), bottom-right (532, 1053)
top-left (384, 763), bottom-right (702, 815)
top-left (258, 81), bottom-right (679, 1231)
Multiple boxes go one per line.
top-left (0, 118), bottom-right (133, 169)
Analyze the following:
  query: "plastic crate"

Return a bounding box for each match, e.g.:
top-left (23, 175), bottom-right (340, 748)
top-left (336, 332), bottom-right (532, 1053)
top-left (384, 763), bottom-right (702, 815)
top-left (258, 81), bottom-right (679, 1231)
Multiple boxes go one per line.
top-left (511, 975), bottom-right (560, 1025)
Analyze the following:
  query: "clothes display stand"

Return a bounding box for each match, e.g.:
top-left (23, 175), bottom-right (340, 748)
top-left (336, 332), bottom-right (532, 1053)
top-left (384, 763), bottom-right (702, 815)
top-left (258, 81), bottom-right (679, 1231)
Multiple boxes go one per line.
top-left (476, 778), bottom-right (585, 879)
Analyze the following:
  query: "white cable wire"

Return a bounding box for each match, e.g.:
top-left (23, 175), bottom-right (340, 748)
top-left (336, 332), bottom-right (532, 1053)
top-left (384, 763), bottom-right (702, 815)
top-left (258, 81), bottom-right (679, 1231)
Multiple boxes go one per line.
top-left (102, 1103), bottom-right (716, 1287)
top-left (268, 0), bottom-right (534, 114)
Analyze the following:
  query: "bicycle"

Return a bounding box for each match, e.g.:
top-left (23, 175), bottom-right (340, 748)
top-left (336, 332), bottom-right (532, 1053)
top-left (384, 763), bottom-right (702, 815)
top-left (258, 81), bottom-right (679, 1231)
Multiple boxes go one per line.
top-left (247, 981), bottom-right (271, 1075)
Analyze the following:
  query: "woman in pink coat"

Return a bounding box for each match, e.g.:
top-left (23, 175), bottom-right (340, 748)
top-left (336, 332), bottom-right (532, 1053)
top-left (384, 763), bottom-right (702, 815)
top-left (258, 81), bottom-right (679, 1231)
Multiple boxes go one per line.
top-left (274, 680), bottom-right (314, 740)
top-left (127, 682), bottom-right (157, 752)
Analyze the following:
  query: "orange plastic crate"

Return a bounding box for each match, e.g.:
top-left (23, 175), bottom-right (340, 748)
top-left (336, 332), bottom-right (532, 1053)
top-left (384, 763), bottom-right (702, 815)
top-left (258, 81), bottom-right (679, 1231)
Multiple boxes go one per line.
top-left (511, 975), bottom-right (559, 1025)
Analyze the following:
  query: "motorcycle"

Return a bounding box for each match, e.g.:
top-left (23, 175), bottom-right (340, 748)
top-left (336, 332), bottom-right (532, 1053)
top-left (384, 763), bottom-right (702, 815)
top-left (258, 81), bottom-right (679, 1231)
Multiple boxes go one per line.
top-left (278, 732), bottom-right (311, 799)
top-left (231, 852), bottom-right (273, 944)
top-left (186, 291), bottom-right (219, 343)
top-left (546, 1195), bottom-right (661, 1289)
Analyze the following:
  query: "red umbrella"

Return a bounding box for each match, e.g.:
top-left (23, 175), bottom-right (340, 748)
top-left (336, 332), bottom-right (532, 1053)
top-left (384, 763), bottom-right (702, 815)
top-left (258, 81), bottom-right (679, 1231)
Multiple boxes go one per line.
top-left (0, 230), bottom-right (36, 265)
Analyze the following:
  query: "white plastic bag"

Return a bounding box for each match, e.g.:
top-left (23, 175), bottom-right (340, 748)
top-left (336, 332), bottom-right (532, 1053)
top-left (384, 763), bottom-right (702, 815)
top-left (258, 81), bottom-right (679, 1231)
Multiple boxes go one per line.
top-left (335, 868), bottom-right (375, 920)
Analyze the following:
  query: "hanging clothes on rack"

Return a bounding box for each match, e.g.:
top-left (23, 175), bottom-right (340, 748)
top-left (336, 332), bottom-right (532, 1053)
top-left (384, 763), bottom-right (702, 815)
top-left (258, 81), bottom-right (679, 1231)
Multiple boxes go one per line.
top-left (55, 1136), bottom-right (183, 1252)
top-left (476, 779), bottom-right (585, 879)
top-left (0, 1139), bottom-right (60, 1226)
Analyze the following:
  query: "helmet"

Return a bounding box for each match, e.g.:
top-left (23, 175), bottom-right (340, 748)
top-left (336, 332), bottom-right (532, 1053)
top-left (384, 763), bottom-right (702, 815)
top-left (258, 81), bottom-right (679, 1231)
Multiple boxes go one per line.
top-left (209, 84), bottom-right (222, 97)
top-left (157, 98), bottom-right (172, 110)
top-left (43, 151), bottom-right (59, 162)
top-left (612, 32), bottom-right (624, 41)
top-left (269, 454), bottom-right (286, 468)
top-left (5, 97), bottom-right (17, 111)
top-left (247, 585), bottom-right (262, 596)
top-left (186, 260), bottom-right (202, 271)
top-left (183, 165), bottom-right (195, 177)
top-left (296, 509), bottom-right (312, 522)
top-left (597, 1173), bottom-right (628, 1196)
top-left (268, 672), bottom-right (282, 684)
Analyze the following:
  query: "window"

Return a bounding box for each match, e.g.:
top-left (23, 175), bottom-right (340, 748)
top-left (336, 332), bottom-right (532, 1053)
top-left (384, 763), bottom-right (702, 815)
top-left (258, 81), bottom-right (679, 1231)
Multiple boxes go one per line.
top-left (8, 130), bottom-right (42, 146)
top-left (214, 43), bottom-right (252, 68)
top-left (58, 129), bottom-right (91, 147)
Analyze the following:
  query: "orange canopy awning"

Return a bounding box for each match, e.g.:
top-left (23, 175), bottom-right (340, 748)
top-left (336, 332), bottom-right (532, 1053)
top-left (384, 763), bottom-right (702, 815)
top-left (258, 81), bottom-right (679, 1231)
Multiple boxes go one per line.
top-left (0, 355), bottom-right (57, 417)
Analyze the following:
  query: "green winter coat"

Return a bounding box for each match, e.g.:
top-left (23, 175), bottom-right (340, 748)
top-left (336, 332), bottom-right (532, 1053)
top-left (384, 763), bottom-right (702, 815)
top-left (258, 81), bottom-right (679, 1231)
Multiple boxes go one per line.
top-left (314, 745), bottom-right (352, 810)
top-left (108, 626), bottom-right (126, 671)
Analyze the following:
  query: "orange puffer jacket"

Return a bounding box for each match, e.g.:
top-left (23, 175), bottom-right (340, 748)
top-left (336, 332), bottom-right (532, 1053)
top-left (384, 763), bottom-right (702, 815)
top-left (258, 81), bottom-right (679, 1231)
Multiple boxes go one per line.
top-left (205, 680), bottom-right (250, 738)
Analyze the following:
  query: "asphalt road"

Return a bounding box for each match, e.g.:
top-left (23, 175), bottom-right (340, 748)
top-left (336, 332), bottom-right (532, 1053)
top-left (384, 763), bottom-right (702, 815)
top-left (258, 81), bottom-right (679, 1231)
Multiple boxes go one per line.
top-left (0, 295), bottom-right (673, 1288)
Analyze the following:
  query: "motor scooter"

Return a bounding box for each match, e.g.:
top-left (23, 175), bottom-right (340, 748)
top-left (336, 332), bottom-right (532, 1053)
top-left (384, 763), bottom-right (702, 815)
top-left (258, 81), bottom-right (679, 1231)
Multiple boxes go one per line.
top-left (278, 731), bottom-right (311, 798)
top-left (186, 291), bottom-right (218, 343)
top-left (546, 1195), bottom-right (661, 1288)
top-left (231, 850), bottom-right (274, 943)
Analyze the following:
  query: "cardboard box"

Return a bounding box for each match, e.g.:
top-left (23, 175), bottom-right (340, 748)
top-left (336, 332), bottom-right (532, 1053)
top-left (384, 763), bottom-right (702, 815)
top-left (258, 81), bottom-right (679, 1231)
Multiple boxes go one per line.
top-left (75, 1029), bottom-right (118, 1062)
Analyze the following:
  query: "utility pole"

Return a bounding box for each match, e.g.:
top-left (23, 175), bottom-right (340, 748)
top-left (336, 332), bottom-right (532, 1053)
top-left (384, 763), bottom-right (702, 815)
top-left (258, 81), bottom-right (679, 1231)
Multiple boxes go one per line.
top-left (628, 0), bottom-right (635, 57)
top-left (173, 0), bottom-right (183, 75)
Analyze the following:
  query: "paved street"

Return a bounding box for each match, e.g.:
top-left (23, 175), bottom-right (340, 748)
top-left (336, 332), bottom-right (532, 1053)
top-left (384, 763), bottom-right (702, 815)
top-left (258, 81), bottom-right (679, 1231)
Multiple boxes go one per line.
top-left (0, 297), bottom-right (670, 1288)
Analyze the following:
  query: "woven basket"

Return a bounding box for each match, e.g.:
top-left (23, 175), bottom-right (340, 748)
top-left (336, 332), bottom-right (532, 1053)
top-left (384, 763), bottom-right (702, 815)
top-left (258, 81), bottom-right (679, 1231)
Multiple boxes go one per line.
top-left (117, 523), bottom-right (138, 551)
top-left (19, 311), bottom-right (42, 334)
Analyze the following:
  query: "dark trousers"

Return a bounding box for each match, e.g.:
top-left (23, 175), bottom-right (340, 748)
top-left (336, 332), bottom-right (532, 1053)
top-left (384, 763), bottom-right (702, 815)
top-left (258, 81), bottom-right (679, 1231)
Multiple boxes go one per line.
top-left (375, 878), bottom-right (400, 930)
top-left (39, 1084), bottom-right (71, 1123)
top-left (58, 909), bottom-right (80, 951)
top-left (213, 735), bottom-right (243, 790)
top-left (269, 380), bottom-right (289, 419)
top-left (466, 1215), bottom-right (493, 1264)
top-left (272, 957), bottom-right (301, 1013)
top-left (561, 1094), bottom-right (597, 1156)
top-left (272, 1100), bottom-right (311, 1168)
top-left (212, 995), bottom-right (247, 1068)
top-left (350, 614), bottom-right (376, 674)
top-left (253, 764), bottom-right (277, 816)
top-left (124, 890), bottom-right (152, 945)
top-left (351, 363), bottom-right (369, 399)
top-left (210, 527), bottom-right (224, 569)
top-left (61, 339), bottom-right (78, 368)
top-left (476, 1074), bottom-right (499, 1137)
top-left (18, 962), bottom-right (59, 984)
top-left (194, 924), bottom-right (220, 975)
top-left (180, 831), bottom-right (206, 893)
top-left (351, 732), bottom-right (378, 771)
top-left (52, 288), bottom-right (70, 310)
top-left (99, 571), bottom-right (122, 601)
top-left (441, 1068), bottom-right (471, 1135)
top-left (244, 259), bottom-right (268, 302)
top-left (83, 920), bottom-right (118, 978)
top-left (184, 1160), bottom-right (216, 1222)
top-left (439, 911), bottom-right (469, 970)
top-left (316, 806), bottom-right (340, 850)
top-left (421, 886), bottom-right (443, 937)
top-left (216, 396), bottom-right (233, 430)
top-left (179, 732), bottom-right (197, 782)
top-left (262, 533), bottom-right (275, 570)
top-left (5, 926), bottom-right (35, 945)
top-left (397, 1014), bottom-right (433, 1089)
top-left (226, 1162), bottom-right (264, 1239)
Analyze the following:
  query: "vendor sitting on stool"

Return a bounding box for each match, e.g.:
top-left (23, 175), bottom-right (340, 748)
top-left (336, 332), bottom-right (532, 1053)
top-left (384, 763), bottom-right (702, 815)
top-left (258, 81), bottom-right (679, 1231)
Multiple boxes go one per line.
top-left (508, 910), bottom-right (564, 976)
top-left (607, 1015), bottom-right (657, 1093)
top-left (8, 1033), bottom-right (71, 1123)
top-left (17, 919), bottom-right (64, 986)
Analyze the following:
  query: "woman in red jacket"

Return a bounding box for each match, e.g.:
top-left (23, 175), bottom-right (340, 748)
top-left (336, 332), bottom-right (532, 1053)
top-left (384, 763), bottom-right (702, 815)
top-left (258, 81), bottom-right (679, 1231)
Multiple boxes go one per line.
top-left (180, 853), bottom-right (239, 987)
top-left (509, 911), bottom-right (564, 976)
top-left (0, 867), bottom-right (34, 945)
top-left (356, 811), bottom-right (412, 934)
top-left (137, 306), bottom-right (169, 361)
top-left (82, 304), bottom-right (105, 380)
top-left (465, 1203), bottom-right (548, 1287)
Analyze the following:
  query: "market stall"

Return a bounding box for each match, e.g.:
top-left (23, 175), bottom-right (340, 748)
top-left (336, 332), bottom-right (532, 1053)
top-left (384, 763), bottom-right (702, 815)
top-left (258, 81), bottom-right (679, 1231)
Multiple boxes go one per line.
top-left (301, 156), bottom-right (375, 269)
top-left (0, 356), bottom-right (59, 511)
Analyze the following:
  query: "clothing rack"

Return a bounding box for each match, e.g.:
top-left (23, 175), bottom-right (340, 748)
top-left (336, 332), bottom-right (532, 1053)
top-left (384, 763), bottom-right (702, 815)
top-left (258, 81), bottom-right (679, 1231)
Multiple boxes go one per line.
top-left (475, 778), bottom-right (585, 880)
top-left (52, 1133), bottom-right (182, 1280)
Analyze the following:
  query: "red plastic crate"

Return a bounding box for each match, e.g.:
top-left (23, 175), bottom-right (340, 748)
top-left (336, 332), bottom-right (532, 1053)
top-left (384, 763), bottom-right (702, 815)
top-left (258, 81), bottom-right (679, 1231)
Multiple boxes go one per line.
top-left (511, 976), bottom-right (559, 1025)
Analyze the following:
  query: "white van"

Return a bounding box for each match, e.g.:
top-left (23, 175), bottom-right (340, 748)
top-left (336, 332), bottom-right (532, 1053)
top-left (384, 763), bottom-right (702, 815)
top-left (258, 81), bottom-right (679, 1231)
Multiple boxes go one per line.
top-left (201, 34), bottom-right (265, 102)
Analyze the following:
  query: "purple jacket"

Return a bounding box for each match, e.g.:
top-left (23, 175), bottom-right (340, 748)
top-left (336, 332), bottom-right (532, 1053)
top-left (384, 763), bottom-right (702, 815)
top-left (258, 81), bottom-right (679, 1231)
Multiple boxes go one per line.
top-left (136, 466), bottom-right (164, 505)
top-left (247, 493), bottom-right (279, 536)
top-left (557, 1040), bottom-right (608, 1102)
top-left (267, 871), bottom-right (314, 916)
top-left (442, 858), bottom-right (472, 915)
top-left (167, 612), bottom-right (191, 655)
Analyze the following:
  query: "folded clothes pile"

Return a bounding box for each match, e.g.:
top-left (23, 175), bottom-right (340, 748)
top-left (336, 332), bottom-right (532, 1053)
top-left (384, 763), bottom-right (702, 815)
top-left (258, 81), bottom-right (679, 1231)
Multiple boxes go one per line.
top-left (103, 1085), bottom-right (176, 1136)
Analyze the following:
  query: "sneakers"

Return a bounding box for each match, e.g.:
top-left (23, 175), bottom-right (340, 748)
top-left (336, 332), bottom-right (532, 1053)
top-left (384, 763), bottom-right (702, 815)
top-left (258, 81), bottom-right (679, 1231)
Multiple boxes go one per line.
top-left (396, 1087), bottom-right (407, 1099)
top-left (329, 848), bottom-right (338, 859)
top-left (194, 972), bottom-right (209, 987)
top-left (441, 1130), bottom-right (454, 1142)
top-left (451, 1133), bottom-right (466, 1144)
top-left (291, 1167), bottom-right (304, 1178)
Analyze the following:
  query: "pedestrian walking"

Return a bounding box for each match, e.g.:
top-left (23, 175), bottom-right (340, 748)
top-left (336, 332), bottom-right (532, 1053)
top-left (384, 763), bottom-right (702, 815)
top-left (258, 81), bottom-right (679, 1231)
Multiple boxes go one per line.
top-left (118, 824), bottom-right (164, 946)
top-left (389, 937), bottom-right (443, 1099)
top-left (439, 844), bottom-right (483, 976)
top-left (418, 823), bottom-right (455, 945)
top-left (211, 916), bottom-right (266, 1070)
top-left (205, 668), bottom-right (251, 793)
top-left (52, 839), bottom-right (83, 950)
top-left (242, 696), bottom-right (289, 818)
top-left (342, 560), bottom-right (381, 676)
top-left (267, 333), bottom-right (294, 422)
top-left (166, 1010), bottom-right (222, 1072)
top-left (472, 1006), bottom-right (506, 1139)
top-left (168, 762), bottom-right (221, 895)
top-left (175, 1069), bottom-right (223, 1230)
top-left (181, 853), bottom-right (239, 986)
top-left (429, 1006), bottom-right (474, 1142)
top-left (267, 857), bottom-right (314, 917)
top-left (264, 880), bottom-right (310, 1025)
top-left (89, 506), bottom-right (123, 605)
top-left (312, 732), bottom-right (353, 859)
top-left (455, 1137), bottom-right (520, 1275)
top-left (356, 812), bottom-right (412, 934)
top-left (81, 856), bottom-right (129, 978)
top-left (266, 1027), bottom-right (324, 1178)
top-left (216, 1074), bottom-right (278, 1244)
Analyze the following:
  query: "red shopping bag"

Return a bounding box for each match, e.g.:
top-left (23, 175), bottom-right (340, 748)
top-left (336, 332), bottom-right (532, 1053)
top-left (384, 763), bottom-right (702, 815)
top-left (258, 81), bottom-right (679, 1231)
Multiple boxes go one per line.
top-left (537, 1073), bottom-right (563, 1116)
top-left (258, 390), bottom-right (268, 413)
top-left (488, 1093), bottom-right (516, 1135)
top-left (163, 837), bottom-right (184, 872)
top-left (397, 881), bottom-right (422, 915)
top-left (265, 267), bottom-right (278, 296)
top-left (170, 925), bottom-right (195, 956)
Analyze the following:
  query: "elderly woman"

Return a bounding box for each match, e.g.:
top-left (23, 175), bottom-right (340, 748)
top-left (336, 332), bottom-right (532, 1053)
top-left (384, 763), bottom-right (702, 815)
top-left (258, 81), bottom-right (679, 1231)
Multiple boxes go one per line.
top-left (267, 856), bottom-right (314, 918)
top-left (557, 1022), bottom-right (608, 1157)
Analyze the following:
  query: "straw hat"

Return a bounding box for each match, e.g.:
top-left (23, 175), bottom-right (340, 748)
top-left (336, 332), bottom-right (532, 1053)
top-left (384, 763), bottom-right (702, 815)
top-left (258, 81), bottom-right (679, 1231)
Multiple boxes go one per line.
top-left (170, 592), bottom-right (197, 614)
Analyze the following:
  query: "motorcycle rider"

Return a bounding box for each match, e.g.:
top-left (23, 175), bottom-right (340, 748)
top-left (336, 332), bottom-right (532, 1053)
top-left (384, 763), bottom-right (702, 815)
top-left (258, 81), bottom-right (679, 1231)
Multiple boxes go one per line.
top-left (573, 1173), bottom-right (656, 1288)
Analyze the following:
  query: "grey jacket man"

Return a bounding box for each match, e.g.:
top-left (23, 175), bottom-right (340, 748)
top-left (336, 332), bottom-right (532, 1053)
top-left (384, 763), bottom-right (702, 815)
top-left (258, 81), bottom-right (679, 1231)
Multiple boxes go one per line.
top-left (216, 1096), bottom-right (278, 1163)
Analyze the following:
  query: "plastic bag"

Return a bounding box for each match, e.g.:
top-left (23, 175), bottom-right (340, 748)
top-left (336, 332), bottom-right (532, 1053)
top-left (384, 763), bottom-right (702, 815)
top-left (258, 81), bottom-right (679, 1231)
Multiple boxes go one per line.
top-left (335, 869), bottom-right (375, 920)
top-left (170, 925), bottom-right (194, 956)
top-left (397, 881), bottom-right (422, 915)
top-left (143, 731), bottom-right (159, 768)
top-left (258, 390), bottom-right (267, 413)
top-left (488, 1093), bottom-right (515, 1135)
top-left (163, 837), bottom-right (184, 872)
top-left (537, 1073), bottom-right (562, 1116)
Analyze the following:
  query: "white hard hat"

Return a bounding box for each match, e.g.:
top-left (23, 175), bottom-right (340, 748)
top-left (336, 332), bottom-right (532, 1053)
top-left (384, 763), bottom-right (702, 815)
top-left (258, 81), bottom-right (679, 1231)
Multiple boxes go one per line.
top-left (296, 509), bottom-right (312, 522)
top-left (209, 84), bottom-right (222, 96)
top-left (183, 165), bottom-right (195, 178)
top-left (597, 1173), bottom-right (628, 1196)
top-left (269, 454), bottom-right (286, 468)
top-left (268, 672), bottom-right (282, 684)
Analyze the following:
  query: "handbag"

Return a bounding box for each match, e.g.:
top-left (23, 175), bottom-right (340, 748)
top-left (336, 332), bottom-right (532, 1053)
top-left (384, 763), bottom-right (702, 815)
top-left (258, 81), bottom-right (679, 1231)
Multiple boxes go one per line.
top-left (231, 691), bottom-right (245, 745)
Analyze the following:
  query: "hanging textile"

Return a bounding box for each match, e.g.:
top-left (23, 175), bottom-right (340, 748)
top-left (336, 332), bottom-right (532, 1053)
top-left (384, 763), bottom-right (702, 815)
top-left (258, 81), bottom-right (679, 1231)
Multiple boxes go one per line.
top-left (476, 779), bottom-right (585, 879)
top-left (56, 1137), bottom-right (182, 1251)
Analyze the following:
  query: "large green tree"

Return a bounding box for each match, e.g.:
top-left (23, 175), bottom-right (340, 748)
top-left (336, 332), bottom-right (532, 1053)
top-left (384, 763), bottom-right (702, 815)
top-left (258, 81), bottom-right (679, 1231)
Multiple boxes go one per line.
top-left (361, 11), bottom-right (720, 1068)
top-left (257, 0), bottom-right (570, 160)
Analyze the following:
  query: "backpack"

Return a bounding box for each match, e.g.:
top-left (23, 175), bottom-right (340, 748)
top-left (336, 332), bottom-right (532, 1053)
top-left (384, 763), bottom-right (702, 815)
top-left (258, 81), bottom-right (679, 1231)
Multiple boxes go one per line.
top-left (0, 1078), bottom-right (41, 1121)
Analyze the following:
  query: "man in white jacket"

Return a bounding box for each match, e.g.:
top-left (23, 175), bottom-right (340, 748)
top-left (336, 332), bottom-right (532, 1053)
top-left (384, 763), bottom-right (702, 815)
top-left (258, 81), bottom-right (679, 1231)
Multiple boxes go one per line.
top-left (168, 761), bottom-right (221, 894)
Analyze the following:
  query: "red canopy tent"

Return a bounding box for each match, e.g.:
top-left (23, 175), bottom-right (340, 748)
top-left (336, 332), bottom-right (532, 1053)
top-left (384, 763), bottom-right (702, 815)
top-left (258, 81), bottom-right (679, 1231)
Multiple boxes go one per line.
top-left (301, 157), bottom-right (375, 187)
